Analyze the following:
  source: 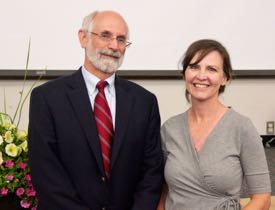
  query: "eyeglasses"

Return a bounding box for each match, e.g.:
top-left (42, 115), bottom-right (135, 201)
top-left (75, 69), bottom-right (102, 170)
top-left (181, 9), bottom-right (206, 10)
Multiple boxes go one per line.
top-left (88, 31), bottom-right (132, 48)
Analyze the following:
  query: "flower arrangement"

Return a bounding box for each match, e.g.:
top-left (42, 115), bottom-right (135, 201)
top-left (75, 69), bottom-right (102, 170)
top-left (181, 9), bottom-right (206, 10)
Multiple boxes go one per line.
top-left (0, 40), bottom-right (42, 209)
top-left (0, 115), bottom-right (37, 209)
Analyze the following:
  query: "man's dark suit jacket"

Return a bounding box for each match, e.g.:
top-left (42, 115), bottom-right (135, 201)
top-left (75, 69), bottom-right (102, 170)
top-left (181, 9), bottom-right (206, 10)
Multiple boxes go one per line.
top-left (28, 69), bottom-right (164, 210)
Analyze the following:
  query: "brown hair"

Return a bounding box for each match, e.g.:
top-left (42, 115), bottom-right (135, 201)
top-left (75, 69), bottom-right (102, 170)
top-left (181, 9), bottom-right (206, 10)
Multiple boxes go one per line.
top-left (180, 39), bottom-right (233, 100)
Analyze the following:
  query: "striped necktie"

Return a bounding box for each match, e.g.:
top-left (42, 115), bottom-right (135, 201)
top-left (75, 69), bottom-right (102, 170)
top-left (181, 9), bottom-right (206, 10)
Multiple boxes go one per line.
top-left (94, 80), bottom-right (113, 179)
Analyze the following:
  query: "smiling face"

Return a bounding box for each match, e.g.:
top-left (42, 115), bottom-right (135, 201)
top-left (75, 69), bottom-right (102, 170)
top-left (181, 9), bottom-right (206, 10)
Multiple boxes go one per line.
top-left (185, 50), bottom-right (227, 103)
top-left (78, 11), bottom-right (128, 78)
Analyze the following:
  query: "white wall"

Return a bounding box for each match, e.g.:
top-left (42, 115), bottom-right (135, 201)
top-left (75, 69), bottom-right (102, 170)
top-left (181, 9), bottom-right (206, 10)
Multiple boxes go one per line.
top-left (0, 0), bottom-right (275, 70)
top-left (1, 78), bottom-right (274, 135)
top-left (136, 79), bottom-right (275, 135)
top-left (1, 0), bottom-right (274, 134)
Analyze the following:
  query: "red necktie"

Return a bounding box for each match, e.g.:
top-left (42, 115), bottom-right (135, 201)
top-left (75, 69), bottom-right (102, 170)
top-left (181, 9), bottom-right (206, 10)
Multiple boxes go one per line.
top-left (94, 81), bottom-right (113, 178)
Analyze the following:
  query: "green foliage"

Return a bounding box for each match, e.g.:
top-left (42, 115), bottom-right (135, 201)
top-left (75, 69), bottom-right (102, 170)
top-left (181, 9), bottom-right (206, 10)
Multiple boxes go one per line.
top-left (0, 39), bottom-right (43, 209)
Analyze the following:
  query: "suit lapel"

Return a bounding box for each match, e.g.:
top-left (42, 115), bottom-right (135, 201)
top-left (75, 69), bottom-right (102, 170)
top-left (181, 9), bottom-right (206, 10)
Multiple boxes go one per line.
top-left (111, 77), bottom-right (133, 168)
top-left (66, 70), bottom-right (104, 175)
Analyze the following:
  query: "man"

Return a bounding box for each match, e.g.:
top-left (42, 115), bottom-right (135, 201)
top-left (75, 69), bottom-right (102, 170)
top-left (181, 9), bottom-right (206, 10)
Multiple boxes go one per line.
top-left (28, 10), bottom-right (163, 210)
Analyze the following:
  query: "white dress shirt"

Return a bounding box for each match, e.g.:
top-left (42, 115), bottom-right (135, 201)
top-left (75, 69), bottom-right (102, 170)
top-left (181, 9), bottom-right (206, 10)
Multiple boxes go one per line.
top-left (81, 66), bottom-right (116, 129)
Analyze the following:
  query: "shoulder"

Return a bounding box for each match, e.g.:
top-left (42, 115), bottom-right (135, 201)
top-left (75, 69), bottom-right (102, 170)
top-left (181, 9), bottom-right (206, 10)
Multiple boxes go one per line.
top-left (161, 112), bottom-right (187, 150)
top-left (161, 112), bottom-right (187, 134)
top-left (226, 109), bottom-right (255, 130)
top-left (227, 108), bottom-right (249, 121)
top-left (31, 70), bottom-right (81, 95)
top-left (226, 109), bottom-right (260, 146)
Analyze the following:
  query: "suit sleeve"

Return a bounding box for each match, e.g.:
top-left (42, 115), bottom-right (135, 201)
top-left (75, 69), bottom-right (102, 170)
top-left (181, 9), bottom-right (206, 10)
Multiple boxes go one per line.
top-left (131, 95), bottom-right (164, 210)
top-left (28, 88), bottom-right (90, 210)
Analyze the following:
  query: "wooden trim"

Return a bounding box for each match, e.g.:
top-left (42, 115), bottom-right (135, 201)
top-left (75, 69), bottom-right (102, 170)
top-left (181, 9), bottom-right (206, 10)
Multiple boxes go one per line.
top-left (0, 69), bottom-right (275, 80)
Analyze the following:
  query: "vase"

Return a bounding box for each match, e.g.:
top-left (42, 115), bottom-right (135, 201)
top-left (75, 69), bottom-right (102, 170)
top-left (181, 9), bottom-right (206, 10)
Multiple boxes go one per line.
top-left (0, 194), bottom-right (25, 210)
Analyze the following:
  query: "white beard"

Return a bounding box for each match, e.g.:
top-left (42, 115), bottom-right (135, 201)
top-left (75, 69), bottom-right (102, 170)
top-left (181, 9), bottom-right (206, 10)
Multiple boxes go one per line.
top-left (86, 46), bottom-right (124, 74)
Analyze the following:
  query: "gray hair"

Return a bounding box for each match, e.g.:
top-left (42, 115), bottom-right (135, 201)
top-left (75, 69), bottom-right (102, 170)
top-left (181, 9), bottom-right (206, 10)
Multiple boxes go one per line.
top-left (81, 10), bottom-right (130, 39)
top-left (81, 11), bottom-right (99, 32)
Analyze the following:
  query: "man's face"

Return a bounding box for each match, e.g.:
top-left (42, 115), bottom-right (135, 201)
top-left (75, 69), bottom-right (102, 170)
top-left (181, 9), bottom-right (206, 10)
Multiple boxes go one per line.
top-left (82, 12), bottom-right (128, 74)
top-left (85, 39), bottom-right (124, 74)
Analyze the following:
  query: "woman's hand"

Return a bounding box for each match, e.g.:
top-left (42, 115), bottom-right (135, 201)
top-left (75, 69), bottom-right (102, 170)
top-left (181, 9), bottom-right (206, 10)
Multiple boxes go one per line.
top-left (157, 184), bottom-right (168, 210)
top-left (242, 193), bottom-right (271, 210)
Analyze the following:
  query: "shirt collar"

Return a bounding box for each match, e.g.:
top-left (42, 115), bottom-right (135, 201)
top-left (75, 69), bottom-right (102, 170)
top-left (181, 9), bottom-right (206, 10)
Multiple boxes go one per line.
top-left (81, 66), bottom-right (115, 96)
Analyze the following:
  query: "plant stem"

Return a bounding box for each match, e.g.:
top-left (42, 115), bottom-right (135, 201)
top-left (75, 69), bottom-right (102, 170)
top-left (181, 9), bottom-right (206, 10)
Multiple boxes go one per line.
top-left (16, 74), bottom-right (43, 128)
top-left (12, 38), bottom-right (31, 125)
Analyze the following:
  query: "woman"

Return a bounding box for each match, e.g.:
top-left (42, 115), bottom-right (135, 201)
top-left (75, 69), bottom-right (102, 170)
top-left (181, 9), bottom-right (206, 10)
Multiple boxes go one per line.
top-left (158, 39), bottom-right (271, 210)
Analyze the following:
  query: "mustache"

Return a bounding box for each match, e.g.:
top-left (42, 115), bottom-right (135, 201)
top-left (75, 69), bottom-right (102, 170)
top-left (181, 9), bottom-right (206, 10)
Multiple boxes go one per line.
top-left (98, 49), bottom-right (122, 59)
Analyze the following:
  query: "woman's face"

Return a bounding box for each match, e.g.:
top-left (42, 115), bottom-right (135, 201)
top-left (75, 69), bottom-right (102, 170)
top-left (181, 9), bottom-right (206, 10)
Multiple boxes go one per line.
top-left (185, 50), bottom-right (227, 102)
